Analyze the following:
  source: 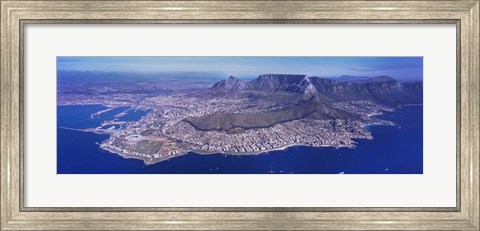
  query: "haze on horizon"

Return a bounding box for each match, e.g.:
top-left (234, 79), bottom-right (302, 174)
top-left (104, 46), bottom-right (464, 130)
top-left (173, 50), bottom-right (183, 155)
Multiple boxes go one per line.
top-left (57, 56), bottom-right (423, 80)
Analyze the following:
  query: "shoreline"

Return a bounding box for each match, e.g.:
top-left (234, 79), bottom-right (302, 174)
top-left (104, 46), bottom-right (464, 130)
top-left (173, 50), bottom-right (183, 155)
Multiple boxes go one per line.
top-left (191, 142), bottom-right (354, 156)
top-left (59, 124), bottom-right (373, 166)
top-left (102, 141), bottom-right (354, 165)
top-left (58, 105), bottom-right (421, 166)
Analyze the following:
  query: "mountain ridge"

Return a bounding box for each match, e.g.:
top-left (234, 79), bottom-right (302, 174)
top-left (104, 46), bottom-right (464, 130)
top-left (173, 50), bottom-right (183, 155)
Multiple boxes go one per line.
top-left (209, 74), bottom-right (422, 106)
top-left (187, 74), bottom-right (423, 132)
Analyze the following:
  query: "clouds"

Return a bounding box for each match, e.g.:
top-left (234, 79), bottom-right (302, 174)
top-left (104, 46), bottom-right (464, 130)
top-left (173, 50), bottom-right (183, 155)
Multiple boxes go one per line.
top-left (57, 56), bottom-right (423, 80)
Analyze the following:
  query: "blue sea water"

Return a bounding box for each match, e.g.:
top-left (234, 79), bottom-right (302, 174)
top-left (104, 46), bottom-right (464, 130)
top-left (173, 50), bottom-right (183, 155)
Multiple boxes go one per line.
top-left (57, 105), bottom-right (423, 174)
top-left (57, 105), bottom-right (130, 128)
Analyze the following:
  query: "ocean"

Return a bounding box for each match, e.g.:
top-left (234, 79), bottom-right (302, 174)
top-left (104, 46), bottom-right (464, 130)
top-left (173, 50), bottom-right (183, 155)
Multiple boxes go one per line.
top-left (57, 105), bottom-right (423, 174)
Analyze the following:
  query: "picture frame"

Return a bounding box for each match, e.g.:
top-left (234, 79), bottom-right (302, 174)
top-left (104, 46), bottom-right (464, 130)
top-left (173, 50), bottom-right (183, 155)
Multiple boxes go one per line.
top-left (1, 0), bottom-right (478, 230)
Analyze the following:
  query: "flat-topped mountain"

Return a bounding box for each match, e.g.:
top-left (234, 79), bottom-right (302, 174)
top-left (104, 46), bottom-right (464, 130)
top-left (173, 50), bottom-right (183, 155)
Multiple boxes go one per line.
top-left (364, 75), bottom-right (397, 83)
top-left (329, 75), bottom-right (370, 82)
top-left (209, 74), bottom-right (422, 106)
top-left (249, 74), bottom-right (308, 93)
top-left (186, 74), bottom-right (422, 132)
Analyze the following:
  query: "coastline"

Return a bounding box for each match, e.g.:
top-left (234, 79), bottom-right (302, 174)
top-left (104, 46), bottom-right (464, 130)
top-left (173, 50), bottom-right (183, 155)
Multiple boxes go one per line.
top-left (59, 122), bottom-right (376, 166)
top-left (192, 142), bottom-right (354, 156)
top-left (101, 141), bottom-right (354, 165)
top-left (59, 105), bottom-right (420, 166)
top-left (57, 105), bottom-right (423, 173)
top-left (100, 144), bottom-right (184, 164)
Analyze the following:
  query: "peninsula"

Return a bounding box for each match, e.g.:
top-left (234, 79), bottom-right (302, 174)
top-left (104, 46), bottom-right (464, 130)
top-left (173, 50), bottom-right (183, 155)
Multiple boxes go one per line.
top-left (58, 73), bottom-right (422, 164)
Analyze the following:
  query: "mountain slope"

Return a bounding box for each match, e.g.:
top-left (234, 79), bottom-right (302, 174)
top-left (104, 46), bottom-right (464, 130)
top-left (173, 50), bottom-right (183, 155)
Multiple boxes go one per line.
top-left (184, 97), bottom-right (357, 132)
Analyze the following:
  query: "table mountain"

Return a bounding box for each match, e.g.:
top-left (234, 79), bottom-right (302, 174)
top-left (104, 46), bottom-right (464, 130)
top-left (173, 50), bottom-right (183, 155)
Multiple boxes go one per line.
top-left (187, 74), bottom-right (422, 132)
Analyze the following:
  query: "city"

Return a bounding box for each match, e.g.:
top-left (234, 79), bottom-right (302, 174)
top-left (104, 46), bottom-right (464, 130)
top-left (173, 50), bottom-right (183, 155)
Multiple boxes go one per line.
top-left (59, 74), bottom-right (406, 165)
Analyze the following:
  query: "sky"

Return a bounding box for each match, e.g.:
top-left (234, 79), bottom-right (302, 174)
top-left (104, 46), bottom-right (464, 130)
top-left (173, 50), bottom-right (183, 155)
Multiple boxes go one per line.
top-left (57, 57), bottom-right (423, 80)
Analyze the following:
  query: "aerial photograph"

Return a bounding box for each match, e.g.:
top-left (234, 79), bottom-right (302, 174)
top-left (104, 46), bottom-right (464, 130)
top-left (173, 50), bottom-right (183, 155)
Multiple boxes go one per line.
top-left (57, 57), bottom-right (423, 174)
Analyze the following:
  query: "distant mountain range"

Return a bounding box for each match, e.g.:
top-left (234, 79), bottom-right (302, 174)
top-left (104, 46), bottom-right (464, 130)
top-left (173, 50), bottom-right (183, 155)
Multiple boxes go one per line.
top-left (185, 74), bottom-right (422, 132)
top-left (57, 71), bottom-right (227, 83)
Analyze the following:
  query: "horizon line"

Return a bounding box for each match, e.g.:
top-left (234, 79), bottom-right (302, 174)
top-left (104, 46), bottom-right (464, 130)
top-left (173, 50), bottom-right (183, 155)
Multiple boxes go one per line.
top-left (57, 70), bottom-right (422, 80)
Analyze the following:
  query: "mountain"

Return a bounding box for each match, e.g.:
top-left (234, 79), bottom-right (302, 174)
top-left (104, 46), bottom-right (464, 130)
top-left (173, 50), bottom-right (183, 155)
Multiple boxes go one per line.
top-left (209, 74), bottom-right (422, 106)
top-left (188, 74), bottom-right (422, 132)
top-left (364, 75), bottom-right (397, 83)
top-left (329, 75), bottom-right (371, 82)
top-left (210, 74), bottom-right (309, 93)
top-left (211, 76), bottom-right (251, 91)
top-left (249, 74), bottom-right (308, 93)
top-left (184, 96), bottom-right (357, 132)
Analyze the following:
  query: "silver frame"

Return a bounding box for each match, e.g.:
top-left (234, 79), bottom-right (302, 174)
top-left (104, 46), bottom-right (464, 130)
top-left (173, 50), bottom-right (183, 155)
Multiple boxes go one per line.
top-left (1, 1), bottom-right (478, 230)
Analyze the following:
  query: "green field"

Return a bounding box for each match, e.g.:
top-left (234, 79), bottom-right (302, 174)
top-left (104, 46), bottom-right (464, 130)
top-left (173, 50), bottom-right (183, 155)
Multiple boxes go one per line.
top-left (133, 140), bottom-right (164, 154)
